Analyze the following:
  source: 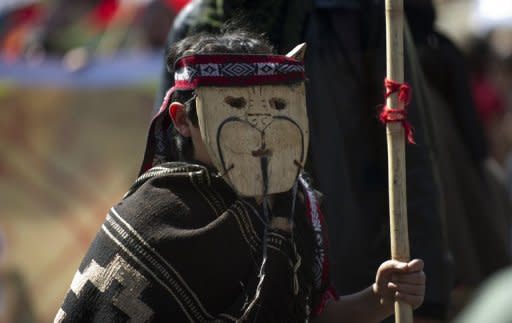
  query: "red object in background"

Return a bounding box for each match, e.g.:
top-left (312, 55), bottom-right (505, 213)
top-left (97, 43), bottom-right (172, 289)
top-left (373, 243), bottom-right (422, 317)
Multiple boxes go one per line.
top-left (1, 3), bottom-right (45, 61)
top-left (89, 0), bottom-right (120, 29)
top-left (472, 75), bottom-right (505, 124)
top-left (10, 4), bottom-right (44, 25)
top-left (165, 0), bottom-right (191, 13)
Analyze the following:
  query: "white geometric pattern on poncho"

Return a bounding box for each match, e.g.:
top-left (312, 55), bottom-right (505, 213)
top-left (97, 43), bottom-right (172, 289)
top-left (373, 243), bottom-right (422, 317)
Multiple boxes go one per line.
top-left (58, 253), bottom-right (153, 322)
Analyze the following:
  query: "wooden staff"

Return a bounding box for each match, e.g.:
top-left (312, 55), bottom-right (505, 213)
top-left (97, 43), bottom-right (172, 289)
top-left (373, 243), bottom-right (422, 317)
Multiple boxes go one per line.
top-left (385, 0), bottom-right (413, 322)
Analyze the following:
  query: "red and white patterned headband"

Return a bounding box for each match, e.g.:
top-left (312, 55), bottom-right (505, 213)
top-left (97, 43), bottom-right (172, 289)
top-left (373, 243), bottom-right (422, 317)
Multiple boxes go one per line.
top-left (173, 54), bottom-right (305, 89)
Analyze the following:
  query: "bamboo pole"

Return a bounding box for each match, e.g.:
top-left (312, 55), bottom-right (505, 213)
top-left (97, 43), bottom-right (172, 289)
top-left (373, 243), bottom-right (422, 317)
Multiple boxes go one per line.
top-left (385, 0), bottom-right (413, 322)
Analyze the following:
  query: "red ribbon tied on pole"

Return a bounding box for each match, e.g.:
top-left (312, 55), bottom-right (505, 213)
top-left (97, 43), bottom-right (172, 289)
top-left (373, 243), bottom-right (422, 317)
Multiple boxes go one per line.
top-left (379, 78), bottom-right (415, 144)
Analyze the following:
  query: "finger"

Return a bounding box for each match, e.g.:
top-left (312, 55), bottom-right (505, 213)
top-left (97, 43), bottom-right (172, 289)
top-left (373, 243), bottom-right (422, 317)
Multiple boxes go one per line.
top-left (391, 271), bottom-right (426, 285)
top-left (407, 259), bottom-right (424, 272)
top-left (388, 282), bottom-right (424, 296)
top-left (395, 291), bottom-right (424, 309)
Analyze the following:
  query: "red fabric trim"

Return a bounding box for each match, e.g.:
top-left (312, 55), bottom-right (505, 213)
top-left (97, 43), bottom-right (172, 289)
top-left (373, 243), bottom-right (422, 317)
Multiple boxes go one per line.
top-left (301, 179), bottom-right (338, 318)
top-left (313, 287), bottom-right (338, 316)
top-left (139, 87), bottom-right (176, 175)
top-left (159, 86), bottom-right (175, 113)
top-left (11, 4), bottom-right (43, 25)
top-left (379, 78), bottom-right (415, 144)
top-left (304, 190), bottom-right (330, 286)
top-left (303, 190), bottom-right (326, 288)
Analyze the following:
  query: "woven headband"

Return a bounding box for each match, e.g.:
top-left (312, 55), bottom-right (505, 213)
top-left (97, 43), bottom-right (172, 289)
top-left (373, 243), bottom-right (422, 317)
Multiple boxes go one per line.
top-left (173, 54), bottom-right (305, 89)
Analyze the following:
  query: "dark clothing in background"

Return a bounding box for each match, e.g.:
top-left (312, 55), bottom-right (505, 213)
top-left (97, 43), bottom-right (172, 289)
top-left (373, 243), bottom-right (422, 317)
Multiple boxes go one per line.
top-left (303, 7), bottom-right (451, 319)
top-left (313, 0), bottom-right (360, 9)
top-left (406, 25), bottom-right (512, 287)
top-left (407, 3), bottom-right (488, 167)
top-left (405, 0), bottom-right (511, 287)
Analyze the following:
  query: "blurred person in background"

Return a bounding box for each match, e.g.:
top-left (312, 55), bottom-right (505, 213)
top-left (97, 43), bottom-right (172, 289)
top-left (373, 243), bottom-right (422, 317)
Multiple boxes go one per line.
top-left (1, 0), bottom-right (183, 67)
top-left (484, 28), bottom-right (512, 197)
top-left (409, 8), bottom-right (512, 318)
top-left (452, 266), bottom-right (512, 323)
top-left (0, 0), bottom-right (44, 61)
top-left (469, 29), bottom-right (512, 255)
top-left (467, 36), bottom-right (511, 171)
top-left (33, 0), bottom-right (174, 54)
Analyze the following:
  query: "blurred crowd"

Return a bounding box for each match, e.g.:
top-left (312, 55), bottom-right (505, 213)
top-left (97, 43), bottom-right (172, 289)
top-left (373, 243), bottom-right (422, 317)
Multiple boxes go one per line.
top-left (465, 31), bottom-right (512, 197)
top-left (0, 0), bottom-right (188, 68)
top-left (2, 0), bottom-right (512, 322)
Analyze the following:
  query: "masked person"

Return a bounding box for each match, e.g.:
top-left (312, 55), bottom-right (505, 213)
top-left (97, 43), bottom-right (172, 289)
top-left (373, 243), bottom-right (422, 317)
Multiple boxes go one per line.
top-left (54, 30), bottom-right (425, 323)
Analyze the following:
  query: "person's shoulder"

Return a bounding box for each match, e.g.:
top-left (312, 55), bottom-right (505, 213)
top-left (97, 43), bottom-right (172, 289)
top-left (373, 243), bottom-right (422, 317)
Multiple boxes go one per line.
top-left (112, 162), bottom-right (234, 232)
top-left (124, 162), bottom-right (209, 198)
top-left (119, 161), bottom-right (209, 207)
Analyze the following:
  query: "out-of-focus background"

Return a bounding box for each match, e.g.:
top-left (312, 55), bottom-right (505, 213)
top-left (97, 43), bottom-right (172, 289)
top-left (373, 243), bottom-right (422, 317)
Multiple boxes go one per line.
top-left (0, 0), bottom-right (511, 322)
top-left (0, 1), bottom-right (185, 322)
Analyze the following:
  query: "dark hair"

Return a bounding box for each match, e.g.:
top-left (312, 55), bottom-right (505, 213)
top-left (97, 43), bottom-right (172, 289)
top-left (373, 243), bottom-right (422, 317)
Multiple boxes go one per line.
top-left (166, 29), bottom-right (275, 161)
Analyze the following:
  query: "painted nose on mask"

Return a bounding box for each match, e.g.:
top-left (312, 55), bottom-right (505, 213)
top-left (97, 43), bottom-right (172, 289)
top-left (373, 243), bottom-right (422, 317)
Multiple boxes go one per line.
top-left (247, 113), bottom-right (272, 131)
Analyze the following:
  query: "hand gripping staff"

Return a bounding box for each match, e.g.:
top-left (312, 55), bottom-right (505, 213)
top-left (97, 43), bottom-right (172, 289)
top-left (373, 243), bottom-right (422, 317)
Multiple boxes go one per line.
top-left (381, 1), bottom-right (415, 322)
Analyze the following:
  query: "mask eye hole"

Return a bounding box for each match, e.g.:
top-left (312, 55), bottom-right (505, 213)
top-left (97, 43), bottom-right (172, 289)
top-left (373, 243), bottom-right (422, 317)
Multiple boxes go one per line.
top-left (224, 96), bottom-right (246, 109)
top-left (269, 97), bottom-right (287, 110)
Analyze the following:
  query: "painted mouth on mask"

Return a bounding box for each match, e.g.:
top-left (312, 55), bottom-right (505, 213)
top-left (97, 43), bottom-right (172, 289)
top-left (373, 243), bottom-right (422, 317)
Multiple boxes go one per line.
top-left (251, 148), bottom-right (272, 157)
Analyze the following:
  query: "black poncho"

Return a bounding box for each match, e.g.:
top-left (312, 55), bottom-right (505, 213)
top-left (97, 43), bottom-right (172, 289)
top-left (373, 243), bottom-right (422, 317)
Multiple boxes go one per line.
top-left (55, 162), bottom-right (335, 322)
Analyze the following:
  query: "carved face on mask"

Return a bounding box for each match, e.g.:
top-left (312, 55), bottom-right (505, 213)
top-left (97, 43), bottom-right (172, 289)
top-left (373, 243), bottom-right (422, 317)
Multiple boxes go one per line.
top-left (196, 82), bottom-right (308, 196)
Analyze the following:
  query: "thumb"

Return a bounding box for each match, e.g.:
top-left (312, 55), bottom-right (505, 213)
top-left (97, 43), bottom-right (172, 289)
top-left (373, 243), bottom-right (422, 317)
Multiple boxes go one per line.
top-left (378, 260), bottom-right (408, 278)
top-left (407, 259), bottom-right (424, 272)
